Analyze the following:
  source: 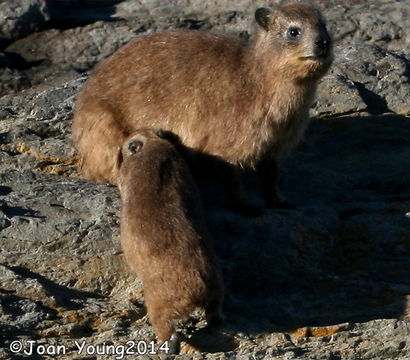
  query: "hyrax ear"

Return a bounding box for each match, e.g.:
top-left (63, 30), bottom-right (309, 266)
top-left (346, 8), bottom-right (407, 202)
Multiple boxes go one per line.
top-left (156, 129), bottom-right (170, 139)
top-left (255, 7), bottom-right (273, 31)
top-left (156, 129), bottom-right (182, 146)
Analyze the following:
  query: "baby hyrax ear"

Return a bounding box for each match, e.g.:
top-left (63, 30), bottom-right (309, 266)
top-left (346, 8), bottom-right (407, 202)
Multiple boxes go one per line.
top-left (123, 135), bottom-right (146, 157)
top-left (127, 139), bottom-right (143, 154)
top-left (156, 129), bottom-right (182, 146)
top-left (255, 7), bottom-right (274, 31)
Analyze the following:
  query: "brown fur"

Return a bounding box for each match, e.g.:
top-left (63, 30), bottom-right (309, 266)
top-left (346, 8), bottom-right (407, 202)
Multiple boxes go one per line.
top-left (72, 1), bottom-right (333, 208)
top-left (118, 129), bottom-right (224, 343)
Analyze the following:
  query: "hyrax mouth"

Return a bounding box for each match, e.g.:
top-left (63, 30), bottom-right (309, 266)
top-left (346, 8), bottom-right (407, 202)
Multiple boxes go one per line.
top-left (300, 54), bottom-right (329, 61)
top-left (299, 40), bottom-right (332, 62)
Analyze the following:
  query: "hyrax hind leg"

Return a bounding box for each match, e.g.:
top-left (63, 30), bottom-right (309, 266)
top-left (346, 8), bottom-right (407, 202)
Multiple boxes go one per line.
top-left (205, 297), bottom-right (225, 328)
top-left (147, 304), bottom-right (180, 354)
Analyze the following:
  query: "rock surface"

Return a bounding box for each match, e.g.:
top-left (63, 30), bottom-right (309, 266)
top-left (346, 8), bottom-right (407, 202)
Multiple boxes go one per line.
top-left (0, 0), bottom-right (51, 48)
top-left (1, 1), bottom-right (410, 359)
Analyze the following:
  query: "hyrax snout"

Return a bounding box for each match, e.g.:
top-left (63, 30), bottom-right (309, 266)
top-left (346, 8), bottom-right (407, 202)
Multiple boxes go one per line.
top-left (118, 129), bottom-right (224, 351)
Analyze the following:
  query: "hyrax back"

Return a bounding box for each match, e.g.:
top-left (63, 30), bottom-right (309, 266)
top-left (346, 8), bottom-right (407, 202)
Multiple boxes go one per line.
top-left (73, 0), bottom-right (332, 208)
top-left (118, 129), bottom-right (224, 345)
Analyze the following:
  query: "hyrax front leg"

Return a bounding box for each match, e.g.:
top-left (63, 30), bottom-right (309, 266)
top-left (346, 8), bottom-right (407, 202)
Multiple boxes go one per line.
top-left (256, 156), bottom-right (295, 209)
top-left (220, 163), bottom-right (263, 216)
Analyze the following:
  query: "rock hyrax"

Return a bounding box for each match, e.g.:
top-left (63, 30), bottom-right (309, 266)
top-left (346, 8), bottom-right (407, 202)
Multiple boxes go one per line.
top-left (118, 129), bottom-right (224, 351)
top-left (72, 0), bottom-right (333, 212)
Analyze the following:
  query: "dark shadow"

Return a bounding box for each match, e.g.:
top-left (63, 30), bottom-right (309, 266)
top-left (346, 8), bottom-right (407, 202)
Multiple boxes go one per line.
top-left (0, 1), bottom-right (126, 96)
top-left (47, 0), bottom-right (123, 30)
top-left (353, 81), bottom-right (390, 114)
top-left (191, 113), bottom-right (410, 339)
top-left (0, 51), bottom-right (44, 70)
top-left (185, 326), bottom-right (238, 353)
top-left (0, 132), bottom-right (9, 142)
top-left (0, 289), bottom-right (53, 358)
top-left (0, 202), bottom-right (45, 220)
top-left (4, 265), bottom-right (105, 309)
top-left (0, 1), bottom-right (123, 50)
top-left (0, 265), bottom-right (107, 350)
top-left (0, 185), bottom-right (12, 196)
top-left (177, 19), bottom-right (212, 31)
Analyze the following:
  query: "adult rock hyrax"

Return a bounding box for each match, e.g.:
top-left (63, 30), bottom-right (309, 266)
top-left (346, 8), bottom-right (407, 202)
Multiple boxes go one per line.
top-left (118, 129), bottom-right (224, 351)
top-left (72, 0), bottom-right (333, 212)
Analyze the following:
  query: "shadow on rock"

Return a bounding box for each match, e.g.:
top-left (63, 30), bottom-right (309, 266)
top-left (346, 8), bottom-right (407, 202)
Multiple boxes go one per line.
top-left (47, 0), bottom-right (123, 30)
top-left (203, 113), bottom-right (410, 337)
top-left (0, 186), bottom-right (12, 196)
top-left (184, 326), bottom-right (238, 353)
top-left (0, 289), bottom-right (57, 351)
top-left (5, 265), bottom-right (104, 309)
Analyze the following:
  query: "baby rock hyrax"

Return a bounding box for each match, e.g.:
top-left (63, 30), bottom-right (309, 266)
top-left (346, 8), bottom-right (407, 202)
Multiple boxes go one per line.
top-left (118, 129), bottom-right (224, 351)
top-left (72, 0), bottom-right (333, 212)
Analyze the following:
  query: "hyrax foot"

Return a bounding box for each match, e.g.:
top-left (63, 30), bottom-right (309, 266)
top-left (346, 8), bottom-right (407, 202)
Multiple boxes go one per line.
top-left (169, 333), bottom-right (181, 355)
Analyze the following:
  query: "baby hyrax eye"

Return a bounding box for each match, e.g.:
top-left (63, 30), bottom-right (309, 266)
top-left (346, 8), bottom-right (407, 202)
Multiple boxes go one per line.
top-left (286, 27), bottom-right (302, 40)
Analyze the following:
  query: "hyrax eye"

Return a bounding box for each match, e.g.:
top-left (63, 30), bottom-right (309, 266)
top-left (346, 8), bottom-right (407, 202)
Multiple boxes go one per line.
top-left (128, 140), bottom-right (143, 154)
top-left (286, 27), bottom-right (302, 39)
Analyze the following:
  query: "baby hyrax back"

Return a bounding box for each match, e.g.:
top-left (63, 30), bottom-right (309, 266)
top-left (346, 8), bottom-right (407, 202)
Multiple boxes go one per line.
top-left (73, 0), bottom-right (333, 210)
top-left (118, 129), bottom-right (224, 350)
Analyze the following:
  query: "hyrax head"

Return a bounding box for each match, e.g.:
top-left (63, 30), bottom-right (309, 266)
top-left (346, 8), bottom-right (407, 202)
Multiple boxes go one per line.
top-left (255, 0), bottom-right (333, 79)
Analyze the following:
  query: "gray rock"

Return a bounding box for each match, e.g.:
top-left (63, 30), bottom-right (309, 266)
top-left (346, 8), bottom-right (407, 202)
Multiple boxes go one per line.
top-left (326, 2), bottom-right (410, 54)
top-left (0, 64), bottom-right (30, 96)
top-left (334, 45), bottom-right (410, 115)
top-left (0, 0), bottom-right (51, 49)
top-left (314, 45), bottom-right (410, 116)
top-left (24, 77), bottom-right (86, 121)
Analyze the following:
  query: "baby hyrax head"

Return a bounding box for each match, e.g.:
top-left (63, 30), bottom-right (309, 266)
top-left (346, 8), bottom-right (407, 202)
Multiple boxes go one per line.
top-left (119, 129), bottom-right (176, 163)
top-left (116, 129), bottom-right (184, 187)
top-left (255, 0), bottom-right (333, 80)
top-left (118, 129), bottom-right (177, 190)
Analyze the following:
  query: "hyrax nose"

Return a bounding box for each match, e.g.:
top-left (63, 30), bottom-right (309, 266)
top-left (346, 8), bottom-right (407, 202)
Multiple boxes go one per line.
top-left (315, 37), bottom-right (329, 50)
top-left (314, 34), bottom-right (331, 57)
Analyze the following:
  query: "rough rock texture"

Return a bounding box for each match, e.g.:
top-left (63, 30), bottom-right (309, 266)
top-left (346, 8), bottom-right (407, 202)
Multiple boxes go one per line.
top-left (0, 0), bottom-right (51, 48)
top-left (1, 1), bottom-right (409, 359)
top-left (316, 45), bottom-right (410, 116)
